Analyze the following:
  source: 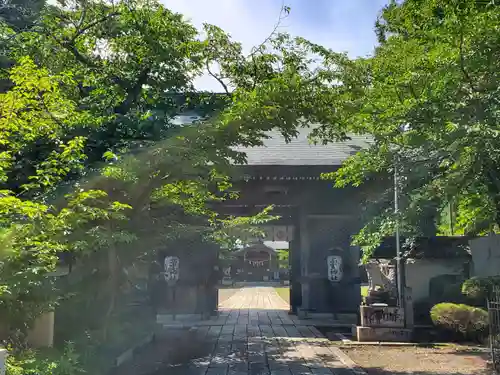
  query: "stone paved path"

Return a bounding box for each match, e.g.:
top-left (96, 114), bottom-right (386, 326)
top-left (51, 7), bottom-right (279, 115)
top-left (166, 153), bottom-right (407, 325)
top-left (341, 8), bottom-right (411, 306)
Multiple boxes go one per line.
top-left (219, 286), bottom-right (289, 310)
top-left (144, 287), bottom-right (358, 375)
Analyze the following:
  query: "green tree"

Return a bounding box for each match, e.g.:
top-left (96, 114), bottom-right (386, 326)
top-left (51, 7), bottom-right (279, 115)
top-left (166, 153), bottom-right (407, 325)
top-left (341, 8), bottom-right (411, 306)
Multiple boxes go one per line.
top-left (1, 0), bottom-right (357, 359)
top-left (0, 0), bottom-right (46, 93)
top-left (0, 0), bottom-right (45, 31)
top-left (277, 249), bottom-right (289, 269)
top-left (312, 0), bottom-right (500, 260)
top-left (0, 57), bottom-right (128, 345)
top-left (3, 0), bottom-right (351, 252)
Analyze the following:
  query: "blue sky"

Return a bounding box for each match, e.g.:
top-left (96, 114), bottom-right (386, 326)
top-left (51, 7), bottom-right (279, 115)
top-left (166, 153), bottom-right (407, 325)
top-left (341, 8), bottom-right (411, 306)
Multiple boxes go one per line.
top-left (164, 0), bottom-right (388, 91)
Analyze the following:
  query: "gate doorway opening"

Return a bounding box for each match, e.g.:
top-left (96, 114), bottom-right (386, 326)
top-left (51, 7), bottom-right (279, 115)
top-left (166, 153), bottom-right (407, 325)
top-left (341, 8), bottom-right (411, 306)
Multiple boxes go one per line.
top-left (155, 128), bottom-right (367, 323)
top-left (217, 240), bottom-right (290, 310)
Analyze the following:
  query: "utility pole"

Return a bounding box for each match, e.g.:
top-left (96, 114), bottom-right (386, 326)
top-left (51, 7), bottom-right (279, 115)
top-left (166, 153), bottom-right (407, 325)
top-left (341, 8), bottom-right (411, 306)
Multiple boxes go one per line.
top-left (394, 156), bottom-right (404, 308)
top-left (449, 199), bottom-right (455, 235)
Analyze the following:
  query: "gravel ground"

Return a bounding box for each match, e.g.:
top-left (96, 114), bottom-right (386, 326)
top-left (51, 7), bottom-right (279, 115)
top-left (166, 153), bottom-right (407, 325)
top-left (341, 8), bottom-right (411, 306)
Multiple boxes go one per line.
top-left (342, 345), bottom-right (490, 375)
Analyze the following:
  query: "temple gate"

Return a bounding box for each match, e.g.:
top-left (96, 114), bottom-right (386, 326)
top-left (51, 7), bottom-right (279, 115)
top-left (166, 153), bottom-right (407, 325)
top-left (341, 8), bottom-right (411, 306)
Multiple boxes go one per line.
top-left (216, 128), bottom-right (373, 319)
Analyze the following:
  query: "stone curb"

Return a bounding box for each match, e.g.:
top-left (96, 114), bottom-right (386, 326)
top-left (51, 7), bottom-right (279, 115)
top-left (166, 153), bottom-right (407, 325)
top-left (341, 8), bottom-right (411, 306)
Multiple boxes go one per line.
top-left (332, 335), bottom-right (483, 348)
top-left (111, 332), bottom-right (156, 370)
top-left (337, 341), bottom-right (454, 347)
top-left (330, 332), bottom-right (458, 347)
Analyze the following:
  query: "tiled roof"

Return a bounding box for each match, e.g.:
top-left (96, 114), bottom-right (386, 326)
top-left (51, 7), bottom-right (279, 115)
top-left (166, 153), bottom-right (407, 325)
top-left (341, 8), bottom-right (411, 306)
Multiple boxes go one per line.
top-left (170, 111), bottom-right (371, 166)
top-left (232, 242), bottom-right (277, 255)
top-left (233, 127), bottom-right (371, 166)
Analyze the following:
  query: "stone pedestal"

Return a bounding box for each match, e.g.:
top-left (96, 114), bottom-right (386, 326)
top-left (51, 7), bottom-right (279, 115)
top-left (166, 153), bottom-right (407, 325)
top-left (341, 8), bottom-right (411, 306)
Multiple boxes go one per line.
top-left (356, 326), bottom-right (412, 342)
top-left (155, 284), bottom-right (216, 322)
top-left (303, 216), bottom-right (361, 316)
top-left (357, 304), bottom-right (413, 342)
top-left (360, 306), bottom-right (405, 328)
top-left (152, 239), bottom-right (219, 321)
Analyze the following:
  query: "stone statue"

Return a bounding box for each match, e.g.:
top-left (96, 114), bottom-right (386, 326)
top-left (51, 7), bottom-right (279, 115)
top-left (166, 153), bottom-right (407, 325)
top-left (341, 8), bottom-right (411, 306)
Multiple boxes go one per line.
top-left (365, 260), bottom-right (397, 298)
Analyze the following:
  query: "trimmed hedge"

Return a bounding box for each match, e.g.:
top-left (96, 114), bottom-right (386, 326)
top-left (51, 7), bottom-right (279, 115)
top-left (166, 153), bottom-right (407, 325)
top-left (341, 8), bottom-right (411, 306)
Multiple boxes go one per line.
top-left (462, 276), bottom-right (500, 303)
top-left (430, 303), bottom-right (488, 341)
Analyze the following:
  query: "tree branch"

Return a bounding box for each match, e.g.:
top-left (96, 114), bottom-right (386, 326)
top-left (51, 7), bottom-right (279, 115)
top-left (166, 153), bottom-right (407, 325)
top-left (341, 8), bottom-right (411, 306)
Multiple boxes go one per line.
top-left (114, 67), bottom-right (151, 115)
top-left (61, 39), bottom-right (98, 67)
top-left (44, 29), bottom-right (98, 68)
top-left (76, 6), bottom-right (87, 30)
top-left (247, 1), bottom-right (290, 58)
top-left (250, 54), bottom-right (259, 91)
top-left (394, 86), bottom-right (405, 104)
top-left (246, 2), bottom-right (290, 90)
top-left (459, 25), bottom-right (477, 93)
top-left (70, 11), bottom-right (120, 43)
top-left (39, 93), bottom-right (65, 128)
top-left (206, 60), bottom-right (230, 95)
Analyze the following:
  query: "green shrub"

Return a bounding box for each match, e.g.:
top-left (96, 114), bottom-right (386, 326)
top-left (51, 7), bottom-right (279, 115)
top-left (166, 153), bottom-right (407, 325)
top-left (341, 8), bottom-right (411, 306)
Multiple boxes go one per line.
top-left (462, 276), bottom-right (500, 303)
top-left (6, 343), bottom-right (84, 375)
top-left (430, 303), bottom-right (488, 341)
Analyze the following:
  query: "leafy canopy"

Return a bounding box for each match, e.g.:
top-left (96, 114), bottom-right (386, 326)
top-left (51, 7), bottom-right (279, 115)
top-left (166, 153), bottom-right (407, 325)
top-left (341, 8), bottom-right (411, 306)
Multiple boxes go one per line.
top-left (0, 0), bottom-right (357, 352)
top-left (315, 0), bottom-right (500, 260)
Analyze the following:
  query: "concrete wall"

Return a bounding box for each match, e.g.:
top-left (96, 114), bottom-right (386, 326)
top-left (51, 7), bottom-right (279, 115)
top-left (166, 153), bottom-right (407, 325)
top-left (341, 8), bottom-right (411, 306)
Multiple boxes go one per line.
top-left (405, 258), bottom-right (465, 302)
top-left (470, 234), bottom-right (500, 277)
top-left (27, 311), bottom-right (54, 348)
top-left (0, 348), bottom-right (6, 375)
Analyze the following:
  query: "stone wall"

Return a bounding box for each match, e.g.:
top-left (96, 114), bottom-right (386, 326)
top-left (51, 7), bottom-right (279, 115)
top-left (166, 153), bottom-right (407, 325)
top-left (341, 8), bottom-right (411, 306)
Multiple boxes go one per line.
top-left (470, 234), bottom-right (500, 277)
top-left (405, 258), bottom-right (466, 302)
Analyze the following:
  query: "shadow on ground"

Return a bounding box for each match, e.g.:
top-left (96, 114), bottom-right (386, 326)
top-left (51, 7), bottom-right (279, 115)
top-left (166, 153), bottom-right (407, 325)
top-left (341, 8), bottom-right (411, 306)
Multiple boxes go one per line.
top-left (114, 285), bottom-right (487, 375)
top-left (341, 344), bottom-right (489, 375)
top-left (118, 334), bottom-right (357, 375)
top-left (115, 328), bottom-right (491, 375)
top-left (357, 368), bottom-right (490, 375)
